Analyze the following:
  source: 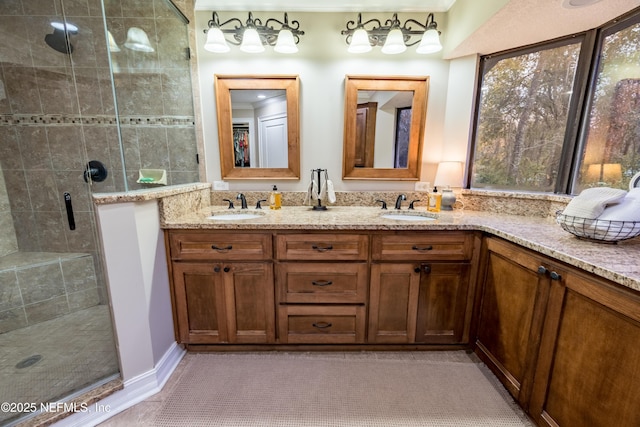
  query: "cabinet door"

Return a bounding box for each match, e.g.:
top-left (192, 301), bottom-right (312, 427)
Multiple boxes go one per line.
top-left (223, 262), bottom-right (275, 344)
top-left (172, 263), bottom-right (228, 344)
top-left (368, 263), bottom-right (420, 343)
top-left (475, 238), bottom-right (552, 408)
top-left (415, 262), bottom-right (471, 344)
top-left (530, 269), bottom-right (640, 427)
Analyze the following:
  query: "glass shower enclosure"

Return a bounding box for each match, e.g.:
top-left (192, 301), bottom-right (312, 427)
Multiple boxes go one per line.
top-left (0, 0), bottom-right (198, 424)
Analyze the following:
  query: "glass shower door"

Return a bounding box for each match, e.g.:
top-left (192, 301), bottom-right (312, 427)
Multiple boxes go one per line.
top-left (0, 1), bottom-right (119, 424)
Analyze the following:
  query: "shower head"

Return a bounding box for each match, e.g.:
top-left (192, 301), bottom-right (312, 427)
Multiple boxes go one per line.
top-left (45, 21), bottom-right (78, 54)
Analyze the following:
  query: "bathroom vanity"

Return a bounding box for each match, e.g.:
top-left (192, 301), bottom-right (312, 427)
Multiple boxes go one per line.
top-left (162, 204), bottom-right (640, 427)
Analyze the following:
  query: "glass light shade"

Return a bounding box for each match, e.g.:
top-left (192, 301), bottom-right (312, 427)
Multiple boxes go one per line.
top-left (274, 29), bottom-right (297, 53)
top-left (204, 27), bottom-right (230, 53)
top-left (381, 28), bottom-right (406, 54)
top-left (124, 27), bottom-right (154, 52)
top-left (434, 161), bottom-right (464, 188)
top-left (348, 28), bottom-right (372, 53)
top-left (107, 30), bottom-right (120, 52)
top-left (240, 28), bottom-right (264, 53)
top-left (416, 28), bottom-right (442, 54)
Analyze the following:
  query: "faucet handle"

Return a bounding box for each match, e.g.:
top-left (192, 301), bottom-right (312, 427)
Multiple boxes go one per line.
top-left (408, 199), bottom-right (421, 210)
top-left (255, 199), bottom-right (267, 209)
top-left (375, 200), bottom-right (388, 210)
top-left (222, 198), bottom-right (234, 209)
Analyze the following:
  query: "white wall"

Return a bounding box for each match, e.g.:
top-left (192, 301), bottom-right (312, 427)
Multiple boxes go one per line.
top-left (95, 201), bottom-right (176, 382)
top-left (196, 11), bottom-right (476, 192)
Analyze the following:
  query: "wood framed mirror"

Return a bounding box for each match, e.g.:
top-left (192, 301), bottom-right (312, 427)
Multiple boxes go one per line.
top-left (214, 75), bottom-right (300, 179)
top-left (342, 75), bottom-right (429, 180)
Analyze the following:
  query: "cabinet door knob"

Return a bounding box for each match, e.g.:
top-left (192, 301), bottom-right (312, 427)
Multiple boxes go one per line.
top-left (550, 271), bottom-right (562, 281)
top-left (223, 266), bottom-right (230, 273)
top-left (312, 321), bottom-right (332, 329)
top-left (211, 244), bottom-right (232, 251)
top-left (422, 264), bottom-right (431, 274)
top-left (213, 266), bottom-right (221, 273)
top-left (311, 244), bottom-right (333, 252)
top-left (312, 280), bottom-right (333, 287)
top-left (412, 245), bottom-right (433, 251)
top-left (538, 266), bottom-right (548, 275)
top-left (414, 267), bottom-right (421, 273)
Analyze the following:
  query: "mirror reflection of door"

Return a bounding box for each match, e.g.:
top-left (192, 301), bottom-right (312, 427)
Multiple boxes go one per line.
top-left (258, 113), bottom-right (288, 168)
top-left (230, 89), bottom-right (287, 168)
top-left (394, 107), bottom-right (412, 168)
top-left (355, 102), bottom-right (377, 168)
top-left (356, 90), bottom-right (414, 169)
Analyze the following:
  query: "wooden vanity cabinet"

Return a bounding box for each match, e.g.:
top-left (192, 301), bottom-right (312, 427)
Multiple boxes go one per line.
top-left (275, 233), bottom-right (368, 344)
top-left (474, 236), bottom-right (559, 409)
top-left (167, 231), bottom-right (275, 345)
top-left (528, 265), bottom-right (640, 427)
top-left (368, 232), bottom-right (477, 344)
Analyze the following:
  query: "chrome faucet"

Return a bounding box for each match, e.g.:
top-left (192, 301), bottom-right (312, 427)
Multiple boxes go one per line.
top-left (236, 193), bottom-right (248, 209)
top-left (394, 194), bottom-right (407, 210)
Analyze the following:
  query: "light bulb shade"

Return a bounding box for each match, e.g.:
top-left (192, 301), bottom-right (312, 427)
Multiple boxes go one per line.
top-left (240, 28), bottom-right (264, 53)
top-left (107, 30), bottom-right (120, 52)
top-left (434, 161), bottom-right (464, 188)
top-left (381, 28), bottom-right (406, 54)
top-left (348, 28), bottom-right (372, 53)
top-left (204, 27), bottom-right (230, 53)
top-left (585, 163), bottom-right (622, 183)
top-left (274, 28), bottom-right (297, 53)
top-left (124, 27), bottom-right (154, 52)
top-left (416, 28), bottom-right (442, 54)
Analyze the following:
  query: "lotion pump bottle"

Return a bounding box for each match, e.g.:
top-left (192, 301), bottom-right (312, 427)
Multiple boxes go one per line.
top-left (269, 185), bottom-right (282, 210)
top-left (427, 186), bottom-right (442, 213)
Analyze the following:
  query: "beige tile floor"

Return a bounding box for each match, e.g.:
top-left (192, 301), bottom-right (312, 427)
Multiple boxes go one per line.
top-left (0, 305), bottom-right (120, 426)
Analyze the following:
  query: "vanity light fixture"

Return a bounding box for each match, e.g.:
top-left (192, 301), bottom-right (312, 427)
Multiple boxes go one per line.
top-left (204, 11), bottom-right (304, 54)
top-left (341, 13), bottom-right (442, 54)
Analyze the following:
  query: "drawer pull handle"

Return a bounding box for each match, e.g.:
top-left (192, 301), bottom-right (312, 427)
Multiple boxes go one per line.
top-left (311, 244), bottom-right (333, 252)
top-left (312, 280), bottom-right (333, 287)
top-left (412, 245), bottom-right (433, 251)
top-left (211, 244), bottom-right (232, 251)
top-left (312, 322), bottom-right (332, 329)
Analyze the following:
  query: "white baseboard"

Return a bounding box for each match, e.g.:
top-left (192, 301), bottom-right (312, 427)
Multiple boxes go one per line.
top-left (53, 342), bottom-right (185, 427)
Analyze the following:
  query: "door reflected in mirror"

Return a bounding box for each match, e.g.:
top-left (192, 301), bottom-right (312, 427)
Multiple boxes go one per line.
top-left (215, 75), bottom-right (300, 180)
top-left (231, 89), bottom-right (288, 168)
top-left (343, 76), bottom-right (429, 180)
top-left (355, 90), bottom-right (414, 169)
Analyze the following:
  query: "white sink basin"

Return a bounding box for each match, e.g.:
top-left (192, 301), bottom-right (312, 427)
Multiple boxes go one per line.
top-left (207, 213), bottom-right (264, 220)
top-left (381, 213), bottom-right (436, 221)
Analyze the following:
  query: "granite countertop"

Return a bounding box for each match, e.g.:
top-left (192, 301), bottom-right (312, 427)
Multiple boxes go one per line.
top-left (162, 205), bottom-right (640, 293)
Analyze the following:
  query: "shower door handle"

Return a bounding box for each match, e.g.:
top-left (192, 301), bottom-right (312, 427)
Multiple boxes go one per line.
top-left (64, 192), bottom-right (76, 230)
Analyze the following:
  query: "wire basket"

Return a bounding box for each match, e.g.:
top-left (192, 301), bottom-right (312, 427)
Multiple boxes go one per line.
top-left (556, 211), bottom-right (640, 243)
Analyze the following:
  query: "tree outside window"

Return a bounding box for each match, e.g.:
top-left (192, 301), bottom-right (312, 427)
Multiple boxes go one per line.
top-left (470, 11), bottom-right (640, 194)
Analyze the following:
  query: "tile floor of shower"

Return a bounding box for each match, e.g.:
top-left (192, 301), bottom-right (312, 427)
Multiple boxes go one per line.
top-left (0, 305), bottom-right (119, 426)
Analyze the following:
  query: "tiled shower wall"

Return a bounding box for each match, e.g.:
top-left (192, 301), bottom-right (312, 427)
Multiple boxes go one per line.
top-left (0, 0), bottom-right (199, 324)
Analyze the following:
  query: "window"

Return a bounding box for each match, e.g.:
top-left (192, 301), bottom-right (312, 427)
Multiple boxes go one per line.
top-left (575, 18), bottom-right (640, 192)
top-left (469, 9), bottom-right (640, 194)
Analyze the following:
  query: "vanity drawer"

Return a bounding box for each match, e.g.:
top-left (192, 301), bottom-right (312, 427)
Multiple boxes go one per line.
top-left (371, 232), bottom-right (474, 261)
top-left (278, 305), bottom-right (366, 344)
top-left (275, 233), bottom-right (368, 261)
top-left (277, 263), bottom-right (368, 303)
top-left (168, 231), bottom-right (272, 261)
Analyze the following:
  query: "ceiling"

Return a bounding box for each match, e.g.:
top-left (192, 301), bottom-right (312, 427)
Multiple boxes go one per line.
top-left (194, 0), bottom-right (457, 12)
top-left (194, 0), bottom-right (640, 58)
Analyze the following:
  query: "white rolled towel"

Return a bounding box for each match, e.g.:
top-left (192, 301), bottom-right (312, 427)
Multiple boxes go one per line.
top-left (561, 187), bottom-right (627, 219)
